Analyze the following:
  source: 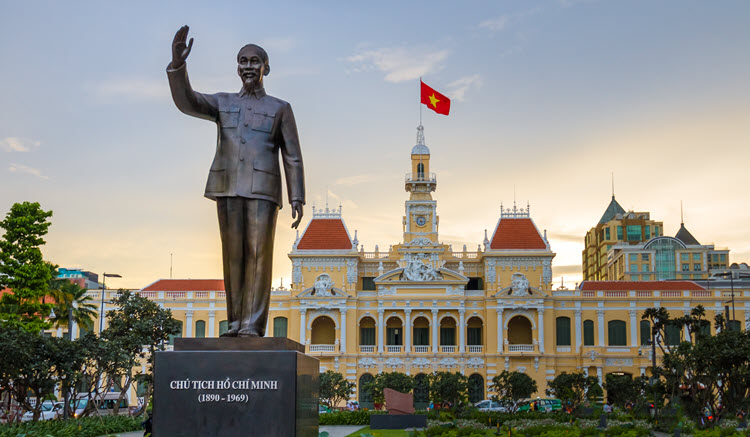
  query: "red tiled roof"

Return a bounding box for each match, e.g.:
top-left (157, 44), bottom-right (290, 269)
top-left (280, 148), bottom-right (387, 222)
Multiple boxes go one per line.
top-left (579, 281), bottom-right (705, 291)
top-left (296, 219), bottom-right (352, 250)
top-left (490, 218), bottom-right (547, 250)
top-left (142, 279), bottom-right (225, 292)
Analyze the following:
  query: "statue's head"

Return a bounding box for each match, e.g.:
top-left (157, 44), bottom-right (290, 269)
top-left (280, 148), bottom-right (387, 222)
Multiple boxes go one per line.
top-left (237, 44), bottom-right (270, 89)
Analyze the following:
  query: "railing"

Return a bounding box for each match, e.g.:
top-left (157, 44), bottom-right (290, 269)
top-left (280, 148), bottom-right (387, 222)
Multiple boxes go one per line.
top-left (440, 345), bottom-right (456, 353)
top-left (166, 292), bottom-right (186, 299)
top-left (636, 291), bottom-right (653, 297)
top-left (662, 291), bottom-right (681, 297)
top-left (386, 345), bottom-right (403, 353)
top-left (405, 172), bottom-right (437, 183)
top-left (309, 344), bottom-right (335, 353)
top-left (218, 292), bottom-right (226, 298)
top-left (195, 291), bottom-right (209, 298)
top-left (137, 291), bottom-right (157, 298)
top-left (692, 290), bottom-right (710, 297)
top-left (359, 345), bottom-right (375, 353)
top-left (363, 252), bottom-right (390, 259)
top-left (508, 344), bottom-right (534, 352)
top-left (413, 345), bottom-right (430, 353)
top-left (452, 252), bottom-right (480, 259)
top-left (582, 291), bottom-right (595, 297)
top-left (556, 346), bottom-right (571, 353)
top-left (604, 291), bottom-right (627, 297)
top-left (468, 345), bottom-right (483, 353)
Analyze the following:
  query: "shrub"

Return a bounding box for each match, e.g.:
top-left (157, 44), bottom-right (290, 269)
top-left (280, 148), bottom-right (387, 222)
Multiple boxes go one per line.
top-left (318, 409), bottom-right (385, 425)
top-left (0, 415), bottom-right (141, 437)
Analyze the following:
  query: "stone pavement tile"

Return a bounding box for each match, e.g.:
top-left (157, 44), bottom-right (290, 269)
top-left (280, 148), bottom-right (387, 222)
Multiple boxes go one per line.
top-left (319, 424), bottom-right (367, 437)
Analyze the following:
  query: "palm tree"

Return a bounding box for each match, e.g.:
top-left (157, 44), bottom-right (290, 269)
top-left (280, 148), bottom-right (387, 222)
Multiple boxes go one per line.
top-left (49, 280), bottom-right (98, 333)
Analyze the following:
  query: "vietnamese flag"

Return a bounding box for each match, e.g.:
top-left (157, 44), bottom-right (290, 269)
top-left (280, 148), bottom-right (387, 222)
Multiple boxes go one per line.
top-left (420, 80), bottom-right (450, 115)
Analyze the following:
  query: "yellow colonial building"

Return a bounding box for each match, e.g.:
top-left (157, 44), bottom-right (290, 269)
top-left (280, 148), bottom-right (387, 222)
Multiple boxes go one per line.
top-left (90, 126), bottom-right (750, 407)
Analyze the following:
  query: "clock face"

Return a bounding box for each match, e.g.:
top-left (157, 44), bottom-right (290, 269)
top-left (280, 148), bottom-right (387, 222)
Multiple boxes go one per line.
top-left (415, 216), bottom-right (427, 227)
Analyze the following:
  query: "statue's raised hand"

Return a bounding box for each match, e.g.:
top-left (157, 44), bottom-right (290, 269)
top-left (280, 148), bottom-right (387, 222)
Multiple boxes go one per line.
top-left (171, 25), bottom-right (194, 69)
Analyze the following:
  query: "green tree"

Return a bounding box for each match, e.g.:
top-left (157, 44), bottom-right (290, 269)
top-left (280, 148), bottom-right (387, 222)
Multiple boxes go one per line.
top-left (428, 371), bottom-right (468, 406)
top-left (546, 371), bottom-right (599, 411)
top-left (603, 374), bottom-right (649, 410)
top-left (319, 370), bottom-right (355, 408)
top-left (49, 279), bottom-right (98, 332)
top-left (365, 371), bottom-right (414, 405)
top-left (101, 290), bottom-right (181, 415)
top-left (490, 370), bottom-right (538, 412)
top-left (0, 202), bottom-right (54, 333)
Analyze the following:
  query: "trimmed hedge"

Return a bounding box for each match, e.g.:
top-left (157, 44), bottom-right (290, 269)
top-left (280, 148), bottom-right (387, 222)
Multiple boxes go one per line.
top-left (0, 415), bottom-right (142, 437)
top-left (319, 410), bottom-right (386, 425)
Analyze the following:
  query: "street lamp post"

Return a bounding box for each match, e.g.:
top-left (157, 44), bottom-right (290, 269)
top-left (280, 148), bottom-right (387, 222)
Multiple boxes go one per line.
top-left (99, 273), bottom-right (122, 333)
top-left (712, 271), bottom-right (750, 330)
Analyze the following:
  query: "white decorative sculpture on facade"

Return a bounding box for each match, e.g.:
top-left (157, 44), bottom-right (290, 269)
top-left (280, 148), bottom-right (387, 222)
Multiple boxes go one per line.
top-left (314, 274), bottom-right (335, 296)
top-left (510, 272), bottom-right (530, 296)
top-left (401, 253), bottom-right (443, 281)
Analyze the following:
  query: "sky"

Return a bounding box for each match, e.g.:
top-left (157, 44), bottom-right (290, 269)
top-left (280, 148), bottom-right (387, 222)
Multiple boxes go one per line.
top-left (1, 1), bottom-right (749, 290)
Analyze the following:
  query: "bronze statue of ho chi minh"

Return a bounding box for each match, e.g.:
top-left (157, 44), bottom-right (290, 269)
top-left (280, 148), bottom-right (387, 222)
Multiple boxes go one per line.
top-left (166, 25), bottom-right (305, 337)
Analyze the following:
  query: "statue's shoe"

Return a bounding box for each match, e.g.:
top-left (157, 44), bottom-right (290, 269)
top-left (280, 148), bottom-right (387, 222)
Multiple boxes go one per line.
top-left (237, 329), bottom-right (260, 337)
top-left (220, 328), bottom-right (240, 337)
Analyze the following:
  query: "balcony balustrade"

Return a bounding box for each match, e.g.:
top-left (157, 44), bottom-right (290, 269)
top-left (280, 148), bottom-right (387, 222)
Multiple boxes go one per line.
top-left (309, 344), bottom-right (336, 353)
top-left (467, 345), bottom-right (483, 353)
top-left (359, 345), bottom-right (375, 353)
top-left (507, 344), bottom-right (534, 352)
top-left (386, 345), bottom-right (403, 353)
top-left (413, 345), bottom-right (430, 353)
top-left (440, 345), bottom-right (456, 353)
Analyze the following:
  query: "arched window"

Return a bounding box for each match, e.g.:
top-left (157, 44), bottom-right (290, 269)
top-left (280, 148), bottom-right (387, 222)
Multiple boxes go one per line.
top-left (468, 374), bottom-right (484, 403)
top-left (311, 316), bottom-right (336, 344)
top-left (640, 320), bottom-right (651, 345)
top-left (583, 320), bottom-right (594, 346)
top-left (386, 317), bottom-right (403, 346)
top-left (507, 316), bottom-right (533, 344)
top-left (359, 374), bottom-right (374, 409)
top-left (413, 317), bottom-right (430, 346)
top-left (467, 317), bottom-right (483, 346)
top-left (439, 317), bottom-right (456, 346)
top-left (219, 320), bottom-right (228, 336)
top-left (556, 316), bottom-right (571, 346)
top-left (168, 321), bottom-right (183, 345)
top-left (359, 317), bottom-right (376, 346)
top-left (195, 320), bottom-right (206, 338)
top-left (273, 317), bottom-right (288, 337)
top-left (607, 320), bottom-right (627, 346)
top-left (665, 321), bottom-right (681, 345)
top-left (417, 162), bottom-right (424, 179)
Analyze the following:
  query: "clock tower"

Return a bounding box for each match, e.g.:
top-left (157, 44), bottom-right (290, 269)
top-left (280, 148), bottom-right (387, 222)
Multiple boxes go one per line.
top-left (403, 125), bottom-right (439, 245)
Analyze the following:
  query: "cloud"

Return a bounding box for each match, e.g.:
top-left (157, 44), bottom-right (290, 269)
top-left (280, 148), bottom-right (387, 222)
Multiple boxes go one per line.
top-left (446, 74), bottom-right (482, 102)
top-left (96, 77), bottom-right (169, 100)
top-left (1, 137), bottom-right (40, 153)
top-left (346, 46), bottom-right (449, 83)
top-left (8, 163), bottom-right (48, 179)
top-left (552, 264), bottom-right (582, 275)
top-left (478, 16), bottom-right (508, 32)
top-left (547, 232), bottom-right (583, 243)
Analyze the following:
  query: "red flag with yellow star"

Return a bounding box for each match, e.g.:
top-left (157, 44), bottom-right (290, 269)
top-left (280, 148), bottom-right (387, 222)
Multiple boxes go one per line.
top-left (420, 80), bottom-right (450, 115)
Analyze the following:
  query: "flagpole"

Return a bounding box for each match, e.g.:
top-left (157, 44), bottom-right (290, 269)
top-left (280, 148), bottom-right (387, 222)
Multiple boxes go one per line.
top-left (419, 77), bottom-right (422, 126)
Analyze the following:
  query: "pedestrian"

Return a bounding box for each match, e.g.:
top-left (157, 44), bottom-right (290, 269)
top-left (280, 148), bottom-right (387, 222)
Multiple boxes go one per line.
top-left (142, 411), bottom-right (153, 437)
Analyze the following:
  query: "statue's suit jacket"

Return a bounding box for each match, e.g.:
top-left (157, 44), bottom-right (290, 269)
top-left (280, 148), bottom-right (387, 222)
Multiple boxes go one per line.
top-left (166, 63), bottom-right (305, 208)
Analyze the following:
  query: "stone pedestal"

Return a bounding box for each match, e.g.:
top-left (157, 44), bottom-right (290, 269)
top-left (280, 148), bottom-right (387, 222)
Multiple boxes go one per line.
top-left (154, 337), bottom-right (318, 436)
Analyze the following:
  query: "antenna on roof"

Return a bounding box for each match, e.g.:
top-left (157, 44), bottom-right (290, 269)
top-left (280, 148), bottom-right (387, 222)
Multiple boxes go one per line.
top-left (681, 200), bottom-right (684, 225)
top-left (170, 253), bottom-right (173, 279)
top-left (611, 172), bottom-right (615, 198)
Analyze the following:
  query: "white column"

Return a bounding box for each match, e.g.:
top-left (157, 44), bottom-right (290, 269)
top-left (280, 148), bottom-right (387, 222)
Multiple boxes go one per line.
top-left (185, 310), bottom-right (194, 338)
top-left (404, 309), bottom-right (412, 353)
top-left (340, 308), bottom-right (347, 354)
top-left (537, 308), bottom-right (545, 354)
top-left (574, 310), bottom-right (582, 351)
top-left (458, 309), bottom-right (466, 353)
top-left (583, 367), bottom-right (589, 377)
top-left (208, 310), bottom-right (215, 338)
top-left (597, 309), bottom-right (605, 347)
top-left (745, 310), bottom-right (750, 331)
top-left (596, 367), bottom-right (603, 384)
top-left (377, 309), bottom-right (384, 353)
top-left (431, 309), bottom-right (439, 353)
top-left (300, 309), bottom-right (307, 345)
top-left (496, 308), bottom-right (503, 354)
top-left (639, 367), bottom-right (646, 376)
top-left (629, 309), bottom-right (637, 347)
